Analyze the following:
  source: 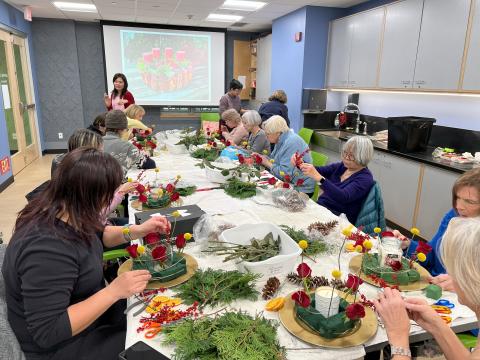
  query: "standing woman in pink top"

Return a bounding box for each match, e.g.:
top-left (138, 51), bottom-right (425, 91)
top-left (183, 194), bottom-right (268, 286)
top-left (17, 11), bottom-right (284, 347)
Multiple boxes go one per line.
top-left (104, 73), bottom-right (135, 111)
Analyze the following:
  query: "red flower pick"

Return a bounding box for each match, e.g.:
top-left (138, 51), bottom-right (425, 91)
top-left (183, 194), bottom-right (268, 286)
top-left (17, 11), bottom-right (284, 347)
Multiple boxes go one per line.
top-left (170, 192), bottom-right (180, 202)
top-left (166, 183), bottom-right (175, 193)
top-left (175, 234), bottom-right (186, 249)
top-left (136, 184), bottom-right (146, 193)
top-left (284, 174), bottom-right (291, 183)
top-left (296, 263), bottom-right (312, 278)
top-left (139, 193), bottom-right (148, 203)
top-left (254, 154), bottom-right (262, 164)
top-left (345, 303), bottom-right (365, 320)
top-left (238, 154), bottom-right (245, 164)
top-left (292, 290), bottom-right (311, 308)
top-left (268, 177), bottom-right (277, 185)
top-left (126, 244), bottom-right (139, 258)
top-left (389, 260), bottom-right (402, 272)
top-left (282, 182), bottom-right (290, 189)
top-left (416, 241), bottom-right (432, 255)
top-left (296, 178), bottom-right (305, 187)
top-left (152, 245), bottom-right (167, 262)
top-left (345, 274), bottom-right (363, 291)
top-left (144, 233), bottom-right (160, 245)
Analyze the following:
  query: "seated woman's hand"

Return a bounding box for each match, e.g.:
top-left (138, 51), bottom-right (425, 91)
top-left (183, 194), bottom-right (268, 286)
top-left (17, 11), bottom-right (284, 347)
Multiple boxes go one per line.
top-left (118, 181), bottom-right (139, 195)
top-left (404, 297), bottom-right (445, 333)
top-left (106, 270), bottom-right (151, 300)
top-left (139, 216), bottom-right (171, 236)
top-left (373, 288), bottom-right (410, 343)
top-left (299, 163), bottom-right (321, 182)
top-left (220, 125), bottom-right (228, 133)
top-left (429, 274), bottom-right (456, 292)
top-left (392, 229), bottom-right (411, 250)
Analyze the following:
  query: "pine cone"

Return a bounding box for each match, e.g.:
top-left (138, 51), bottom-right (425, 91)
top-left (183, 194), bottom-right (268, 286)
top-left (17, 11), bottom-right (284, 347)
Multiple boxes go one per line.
top-left (262, 277), bottom-right (281, 300)
top-left (308, 276), bottom-right (329, 289)
top-left (330, 279), bottom-right (348, 292)
top-left (307, 220), bottom-right (339, 236)
top-left (286, 272), bottom-right (304, 285)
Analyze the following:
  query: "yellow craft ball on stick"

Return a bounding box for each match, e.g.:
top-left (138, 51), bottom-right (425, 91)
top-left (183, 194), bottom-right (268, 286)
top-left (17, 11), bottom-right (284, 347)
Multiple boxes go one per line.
top-left (184, 233), bottom-right (192, 241)
top-left (417, 252), bottom-right (426, 262)
top-left (363, 240), bottom-right (373, 250)
top-left (298, 240), bottom-right (308, 250)
top-left (331, 269), bottom-right (342, 279)
top-left (410, 227), bottom-right (420, 236)
top-left (373, 227), bottom-right (381, 234)
top-left (355, 245), bottom-right (363, 253)
top-left (137, 245), bottom-right (145, 255)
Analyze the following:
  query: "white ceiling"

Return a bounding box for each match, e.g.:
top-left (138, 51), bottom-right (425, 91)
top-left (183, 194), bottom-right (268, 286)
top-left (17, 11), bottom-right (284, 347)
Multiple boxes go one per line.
top-left (6, 0), bottom-right (368, 32)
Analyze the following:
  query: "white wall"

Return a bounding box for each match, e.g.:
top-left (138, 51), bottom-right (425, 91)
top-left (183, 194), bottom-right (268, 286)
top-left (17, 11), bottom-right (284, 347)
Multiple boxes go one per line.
top-left (326, 91), bottom-right (480, 130)
top-left (255, 34), bottom-right (272, 103)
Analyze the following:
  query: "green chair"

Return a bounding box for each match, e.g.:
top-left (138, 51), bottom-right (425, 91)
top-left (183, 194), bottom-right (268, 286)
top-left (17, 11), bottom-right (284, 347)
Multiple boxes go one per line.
top-left (298, 127), bottom-right (314, 145)
top-left (103, 248), bottom-right (129, 262)
top-left (200, 112), bottom-right (220, 122)
top-left (310, 150), bottom-right (328, 201)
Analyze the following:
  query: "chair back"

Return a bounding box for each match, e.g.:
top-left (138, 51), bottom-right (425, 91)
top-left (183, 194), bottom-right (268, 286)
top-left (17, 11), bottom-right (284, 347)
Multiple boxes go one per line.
top-left (355, 182), bottom-right (386, 234)
top-left (298, 128), bottom-right (314, 145)
top-left (310, 151), bottom-right (328, 201)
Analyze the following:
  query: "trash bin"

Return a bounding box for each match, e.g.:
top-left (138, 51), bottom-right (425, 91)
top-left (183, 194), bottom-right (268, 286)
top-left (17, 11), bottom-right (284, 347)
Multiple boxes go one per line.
top-left (387, 117), bottom-right (436, 153)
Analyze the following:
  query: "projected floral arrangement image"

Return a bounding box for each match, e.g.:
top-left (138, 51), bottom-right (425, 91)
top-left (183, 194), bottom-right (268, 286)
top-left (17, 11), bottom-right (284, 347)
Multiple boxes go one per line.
top-left (121, 30), bottom-right (210, 102)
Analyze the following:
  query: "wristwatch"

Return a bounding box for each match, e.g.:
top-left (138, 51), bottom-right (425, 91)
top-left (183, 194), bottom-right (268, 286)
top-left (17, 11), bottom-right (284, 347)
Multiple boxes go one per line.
top-left (318, 177), bottom-right (325, 186)
top-left (390, 346), bottom-right (411, 357)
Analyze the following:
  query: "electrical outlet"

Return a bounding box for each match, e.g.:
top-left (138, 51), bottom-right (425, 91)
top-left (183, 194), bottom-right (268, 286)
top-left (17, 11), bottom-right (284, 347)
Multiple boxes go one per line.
top-left (58, 132), bottom-right (63, 139)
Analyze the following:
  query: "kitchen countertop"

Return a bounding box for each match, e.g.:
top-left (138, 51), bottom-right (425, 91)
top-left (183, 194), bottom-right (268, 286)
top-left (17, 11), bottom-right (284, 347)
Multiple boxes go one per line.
top-left (314, 129), bottom-right (478, 174)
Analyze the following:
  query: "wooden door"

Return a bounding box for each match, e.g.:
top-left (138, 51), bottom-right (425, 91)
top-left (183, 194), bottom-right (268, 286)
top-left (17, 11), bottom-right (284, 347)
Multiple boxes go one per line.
top-left (0, 30), bottom-right (39, 175)
top-left (233, 40), bottom-right (251, 100)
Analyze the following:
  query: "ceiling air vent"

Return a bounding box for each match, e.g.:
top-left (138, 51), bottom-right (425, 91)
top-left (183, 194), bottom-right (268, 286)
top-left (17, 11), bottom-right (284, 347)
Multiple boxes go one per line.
top-left (231, 22), bottom-right (247, 27)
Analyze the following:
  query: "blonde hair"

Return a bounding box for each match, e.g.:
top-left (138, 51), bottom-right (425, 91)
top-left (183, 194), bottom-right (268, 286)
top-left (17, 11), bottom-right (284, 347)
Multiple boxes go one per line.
top-left (242, 110), bottom-right (262, 127)
top-left (222, 109), bottom-right (241, 125)
top-left (341, 136), bottom-right (374, 167)
top-left (268, 89), bottom-right (287, 103)
top-left (125, 104), bottom-right (145, 120)
top-left (262, 115), bottom-right (289, 134)
top-left (441, 217), bottom-right (480, 305)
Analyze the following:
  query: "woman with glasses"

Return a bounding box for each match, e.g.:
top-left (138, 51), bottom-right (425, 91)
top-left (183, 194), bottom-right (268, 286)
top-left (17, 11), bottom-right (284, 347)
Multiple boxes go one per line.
top-left (395, 168), bottom-right (480, 290)
top-left (299, 136), bottom-right (375, 223)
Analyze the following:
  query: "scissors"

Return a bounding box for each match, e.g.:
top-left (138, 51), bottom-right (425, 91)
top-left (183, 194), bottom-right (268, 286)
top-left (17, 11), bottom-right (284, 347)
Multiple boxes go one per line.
top-left (434, 299), bottom-right (455, 308)
top-left (144, 323), bottom-right (162, 339)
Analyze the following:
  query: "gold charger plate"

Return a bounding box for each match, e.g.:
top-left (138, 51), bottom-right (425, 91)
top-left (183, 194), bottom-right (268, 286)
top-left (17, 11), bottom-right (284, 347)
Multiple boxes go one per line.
top-left (349, 254), bottom-right (431, 291)
top-left (118, 253), bottom-right (198, 289)
top-left (278, 291), bottom-right (378, 348)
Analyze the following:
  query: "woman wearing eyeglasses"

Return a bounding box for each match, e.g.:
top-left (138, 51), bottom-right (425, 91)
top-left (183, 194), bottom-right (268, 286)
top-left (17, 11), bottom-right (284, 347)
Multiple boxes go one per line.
top-left (299, 136), bottom-right (375, 224)
top-left (394, 168), bottom-right (480, 290)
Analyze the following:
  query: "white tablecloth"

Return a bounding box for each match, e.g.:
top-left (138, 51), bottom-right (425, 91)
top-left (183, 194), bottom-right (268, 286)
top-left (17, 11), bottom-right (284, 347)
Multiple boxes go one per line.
top-left (124, 149), bottom-right (476, 360)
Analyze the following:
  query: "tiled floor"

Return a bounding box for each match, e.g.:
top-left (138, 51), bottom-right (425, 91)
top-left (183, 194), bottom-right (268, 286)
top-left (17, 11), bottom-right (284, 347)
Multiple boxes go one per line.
top-left (0, 155), bottom-right (54, 244)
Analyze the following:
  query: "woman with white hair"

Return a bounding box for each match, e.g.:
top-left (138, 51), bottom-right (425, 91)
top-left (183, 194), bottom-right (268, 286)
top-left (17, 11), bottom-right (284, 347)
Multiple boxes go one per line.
top-left (221, 109), bottom-right (248, 145)
top-left (374, 217), bottom-right (480, 359)
top-left (259, 115), bottom-right (315, 195)
top-left (299, 136), bottom-right (374, 223)
top-left (241, 110), bottom-right (270, 154)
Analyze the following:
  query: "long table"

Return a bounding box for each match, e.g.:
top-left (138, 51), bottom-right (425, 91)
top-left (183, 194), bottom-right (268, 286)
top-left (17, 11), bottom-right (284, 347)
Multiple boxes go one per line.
top-left (124, 149), bottom-right (477, 360)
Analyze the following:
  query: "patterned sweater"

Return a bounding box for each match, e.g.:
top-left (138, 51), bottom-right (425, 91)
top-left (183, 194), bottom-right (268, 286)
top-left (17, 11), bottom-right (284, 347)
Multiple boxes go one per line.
top-left (103, 132), bottom-right (149, 178)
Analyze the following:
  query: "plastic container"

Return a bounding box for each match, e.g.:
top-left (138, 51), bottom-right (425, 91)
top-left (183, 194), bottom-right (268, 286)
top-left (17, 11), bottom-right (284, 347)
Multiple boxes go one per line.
top-left (219, 223), bottom-right (302, 281)
top-left (204, 162), bottom-right (236, 184)
top-left (387, 116), bottom-right (436, 153)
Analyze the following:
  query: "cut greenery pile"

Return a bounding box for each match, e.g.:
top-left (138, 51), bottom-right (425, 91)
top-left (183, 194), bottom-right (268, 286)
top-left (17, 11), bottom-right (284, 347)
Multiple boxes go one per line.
top-left (223, 177), bottom-right (257, 199)
top-left (191, 148), bottom-right (219, 161)
top-left (280, 225), bottom-right (330, 257)
top-left (163, 311), bottom-right (286, 360)
top-left (174, 268), bottom-right (259, 307)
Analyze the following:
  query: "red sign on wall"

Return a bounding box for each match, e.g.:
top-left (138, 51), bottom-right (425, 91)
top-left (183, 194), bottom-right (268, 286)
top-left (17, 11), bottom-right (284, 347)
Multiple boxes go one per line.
top-left (0, 156), bottom-right (11, 174)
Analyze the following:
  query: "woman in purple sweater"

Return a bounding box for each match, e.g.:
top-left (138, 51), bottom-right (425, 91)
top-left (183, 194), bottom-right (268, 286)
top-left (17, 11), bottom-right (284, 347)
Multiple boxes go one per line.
top-left (299, 136), bottom-right (375, 223)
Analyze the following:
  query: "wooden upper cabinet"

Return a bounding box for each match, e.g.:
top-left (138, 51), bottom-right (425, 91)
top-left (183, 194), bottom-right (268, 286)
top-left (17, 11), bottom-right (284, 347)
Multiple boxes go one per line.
top-left (348, 7), bottom-right (385, 88)
top-left (326, 17), bottom-right (354, 88)
top-left (462, 0), bottom-right (480, 90)
top-left (379, 0), bottom-right (424, 89)
top-left (413, 0), bottom-right (471, 90)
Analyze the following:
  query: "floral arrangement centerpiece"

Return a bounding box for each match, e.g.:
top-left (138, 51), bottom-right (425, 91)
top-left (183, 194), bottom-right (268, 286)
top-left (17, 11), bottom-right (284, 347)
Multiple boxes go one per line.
top-left (126, 214), bottom-right (192, 282)
top-left (290, 227), bottom-right (373, 339)
top-left (176, 127), bottom-right (207, 149)
top-left (359, 227), bottom-right (431, 287)
top-left (131, 129), bottom-right (157, 156)
top-left (134, 174), bottom-right (182, 209)
top-left (136, 47), bottom-right (193, 93)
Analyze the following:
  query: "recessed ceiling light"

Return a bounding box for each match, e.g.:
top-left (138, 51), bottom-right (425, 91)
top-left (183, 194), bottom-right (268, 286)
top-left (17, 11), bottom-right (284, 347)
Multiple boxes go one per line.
top-left (53, 2), bottom-right (97, 12)
top-left (206, 13), bottom-right (243, 22)
top-left (219, 0), bottom-right (267, 11)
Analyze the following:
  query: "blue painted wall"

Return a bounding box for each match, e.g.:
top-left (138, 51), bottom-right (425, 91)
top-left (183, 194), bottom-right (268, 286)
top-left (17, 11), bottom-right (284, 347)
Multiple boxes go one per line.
top-left (0, 0), bottom-right (43, 187)
top-left (271, 6), bottom-right (345, 131)
top-left (271, 7), bottom-right (307, 132)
